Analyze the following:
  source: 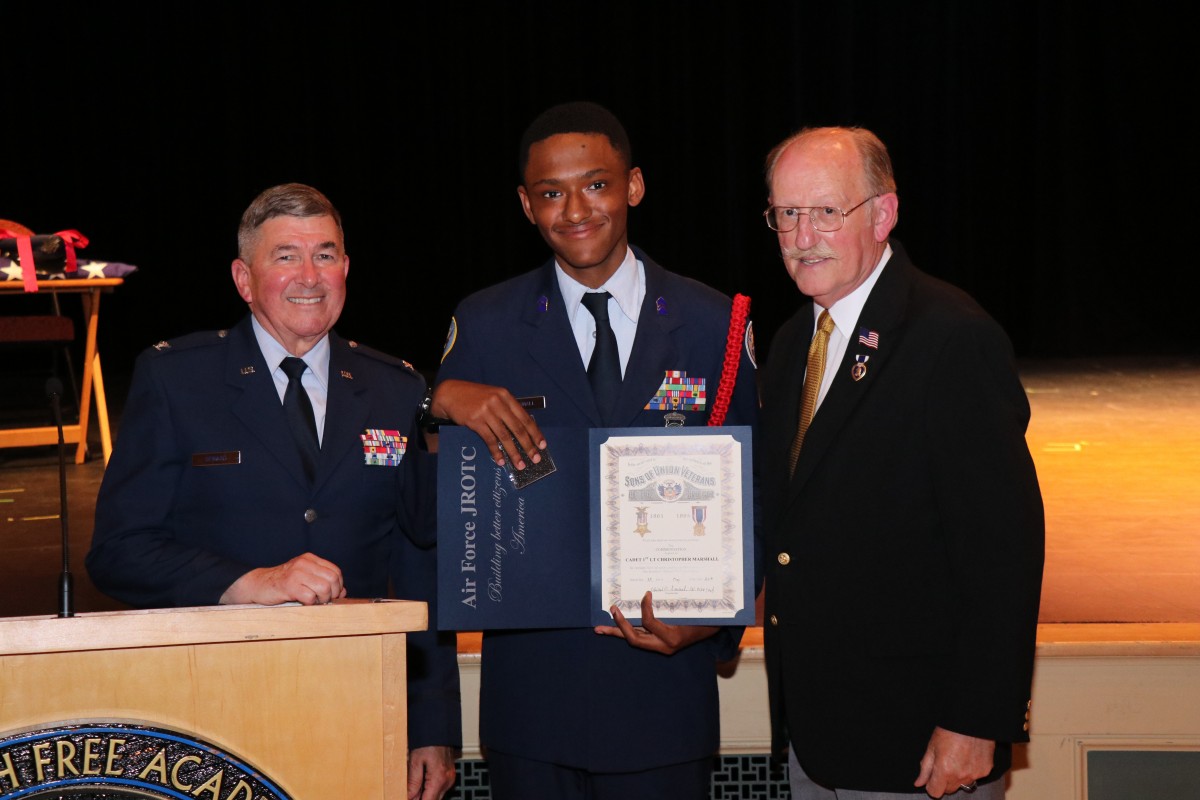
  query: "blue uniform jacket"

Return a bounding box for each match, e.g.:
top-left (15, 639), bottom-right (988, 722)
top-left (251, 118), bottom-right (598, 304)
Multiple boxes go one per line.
top-left (86, 315), bottom-right (461, 749)
top-left (436, 247), bottom-right (759, 772)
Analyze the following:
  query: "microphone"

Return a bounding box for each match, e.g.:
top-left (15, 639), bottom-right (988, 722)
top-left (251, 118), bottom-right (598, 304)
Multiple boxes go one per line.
top-left (46, 377), bottom-right (74, 618)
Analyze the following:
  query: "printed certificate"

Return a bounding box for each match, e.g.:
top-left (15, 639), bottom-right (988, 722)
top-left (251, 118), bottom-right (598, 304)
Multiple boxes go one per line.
top-left (590, 428), bottom-right (754, 625)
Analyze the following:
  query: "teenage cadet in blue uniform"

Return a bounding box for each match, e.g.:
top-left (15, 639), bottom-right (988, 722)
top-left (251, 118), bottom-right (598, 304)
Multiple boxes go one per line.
top-left (426, 102), bottom-right (759, 800)
top-left (86, 183), bottom-right (461, 800)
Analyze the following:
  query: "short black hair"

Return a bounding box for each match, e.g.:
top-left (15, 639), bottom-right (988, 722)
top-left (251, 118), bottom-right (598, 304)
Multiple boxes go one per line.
top-left (518, 101), bottom-right (633, 182)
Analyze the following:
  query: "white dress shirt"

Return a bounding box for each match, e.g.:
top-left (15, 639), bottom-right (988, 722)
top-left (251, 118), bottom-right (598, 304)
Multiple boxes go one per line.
top-left (555, 247), bottom-right (644, 376)
top-left (811, 243), bottom-right (893, 413)
top-left (251, 315), bottom-right (331, 445)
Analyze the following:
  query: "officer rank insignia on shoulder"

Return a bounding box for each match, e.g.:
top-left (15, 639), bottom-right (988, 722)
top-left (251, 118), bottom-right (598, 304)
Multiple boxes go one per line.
top-left (348, 340), bottom-right (418, 376)
top-left (151, 329), bottom-right (229, 354)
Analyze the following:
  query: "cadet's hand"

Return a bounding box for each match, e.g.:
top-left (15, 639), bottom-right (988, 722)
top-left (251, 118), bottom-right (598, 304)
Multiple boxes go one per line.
top-left (594, 591), bottom-right (719, 655)
top-left (219, 553), bottom-right (347, 606)
top-left (913, 726), bottom-right (995, 798)
top-left (431, 379), bottom-right (547, 469)
top-left (408, 745), bottom-right (457, 800)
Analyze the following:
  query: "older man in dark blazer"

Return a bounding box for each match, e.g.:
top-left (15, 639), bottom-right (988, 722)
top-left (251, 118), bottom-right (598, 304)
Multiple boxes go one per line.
top-left (86, 183), bottom-right (460, 800)
top-left (759, 128), bottom-right (1044, 799)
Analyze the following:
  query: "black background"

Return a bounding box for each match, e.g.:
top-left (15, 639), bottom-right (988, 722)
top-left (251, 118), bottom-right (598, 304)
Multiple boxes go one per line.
top-left (5, 3), bottom-right (1193, 386)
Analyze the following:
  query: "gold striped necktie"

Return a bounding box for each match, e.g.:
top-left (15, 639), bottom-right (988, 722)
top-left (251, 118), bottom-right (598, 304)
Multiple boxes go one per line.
top-left (788, 310), bottom-right (835, 477)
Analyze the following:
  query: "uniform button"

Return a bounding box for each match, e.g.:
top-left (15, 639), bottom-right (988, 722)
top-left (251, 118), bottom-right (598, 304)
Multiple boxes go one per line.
top-left (769, 615), bottom-right (779, 626)
top-left (304, 508), bottom-right (318, 523)
top-left (777, 552), bottom-right (791, 565)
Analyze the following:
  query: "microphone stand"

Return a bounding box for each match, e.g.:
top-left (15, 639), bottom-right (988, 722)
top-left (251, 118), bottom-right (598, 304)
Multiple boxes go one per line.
top-left (47, 377), bottom-right (74, 618)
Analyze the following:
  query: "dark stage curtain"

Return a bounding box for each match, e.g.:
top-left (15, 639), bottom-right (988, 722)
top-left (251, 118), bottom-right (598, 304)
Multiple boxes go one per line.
top-left (5, 3), bottom-right (1190, 382)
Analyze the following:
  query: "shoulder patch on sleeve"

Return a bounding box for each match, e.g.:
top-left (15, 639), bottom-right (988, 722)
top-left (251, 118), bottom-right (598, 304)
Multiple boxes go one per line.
top-left (441, 316), bottom-right (458, 363)
top-left (744, 319), bottom-right (757, 369)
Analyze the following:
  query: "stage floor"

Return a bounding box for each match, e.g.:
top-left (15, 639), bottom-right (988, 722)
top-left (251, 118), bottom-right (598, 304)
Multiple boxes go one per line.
top-left (1, 356), bottom-right (1197, 623)
top-left (1021, 356), bottom-right (1199, 623)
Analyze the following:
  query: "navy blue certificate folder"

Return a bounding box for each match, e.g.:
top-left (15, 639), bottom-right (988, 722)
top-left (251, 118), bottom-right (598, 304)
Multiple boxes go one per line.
top-left (437, 425), bottom-right (754, 630)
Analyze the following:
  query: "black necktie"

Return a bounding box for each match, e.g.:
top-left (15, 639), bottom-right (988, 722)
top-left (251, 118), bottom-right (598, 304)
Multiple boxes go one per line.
top-left (581, 291), bottom-right (621, 421)
top-left (280, 356), bottom-right (319, 482)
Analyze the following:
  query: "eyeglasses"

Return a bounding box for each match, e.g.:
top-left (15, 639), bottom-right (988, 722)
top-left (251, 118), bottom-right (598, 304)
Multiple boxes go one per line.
top-left (763, 195), bottom-right (879, 233)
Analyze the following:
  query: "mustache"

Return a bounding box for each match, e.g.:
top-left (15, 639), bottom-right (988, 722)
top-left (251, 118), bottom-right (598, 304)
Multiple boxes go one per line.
top-left (780, 246), bottom-right (835, 261)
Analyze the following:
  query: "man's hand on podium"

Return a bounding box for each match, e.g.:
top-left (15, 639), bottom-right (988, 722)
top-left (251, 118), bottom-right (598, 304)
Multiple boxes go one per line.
top-left (218, 552), bottom-right (348, 605)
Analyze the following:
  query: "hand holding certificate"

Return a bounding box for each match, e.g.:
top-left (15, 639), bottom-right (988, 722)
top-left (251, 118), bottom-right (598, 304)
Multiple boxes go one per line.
top-left (595, 590), bottom-right (721, 655)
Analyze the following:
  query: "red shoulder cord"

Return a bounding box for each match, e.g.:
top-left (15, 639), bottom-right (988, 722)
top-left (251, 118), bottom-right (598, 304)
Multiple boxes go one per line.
top-left (708, 293), bottom-right (751, 426)
top-left (0, 229), bottom-right (88, 293)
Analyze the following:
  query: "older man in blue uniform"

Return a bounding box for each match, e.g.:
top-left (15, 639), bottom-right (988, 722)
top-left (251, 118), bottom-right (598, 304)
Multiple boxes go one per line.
top-left (86, 183), bottom-right (461, 800)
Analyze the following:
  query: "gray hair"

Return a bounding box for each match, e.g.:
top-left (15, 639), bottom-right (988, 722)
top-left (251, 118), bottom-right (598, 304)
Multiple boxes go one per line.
top-left (237, 183), bottom-right (343, 260)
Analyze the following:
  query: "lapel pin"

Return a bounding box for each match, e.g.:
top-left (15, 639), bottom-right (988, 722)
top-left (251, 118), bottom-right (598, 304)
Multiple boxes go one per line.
top-left (857, 327), bottom-right (879, 349)
top-left (851, 355), bottom-right (869, 381)
top-left (341, 370), bottom-right (353, 380)
top-left (537, 295), bottom-right (550, 313)
top-left (240, 366), bottom-right (255, 375)
top-left (656, 296), bottom-right (668, 315)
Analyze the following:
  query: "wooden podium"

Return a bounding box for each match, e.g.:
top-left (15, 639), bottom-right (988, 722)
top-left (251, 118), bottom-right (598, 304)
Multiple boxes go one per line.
top-left (0, 599), bottom-right (426, 799)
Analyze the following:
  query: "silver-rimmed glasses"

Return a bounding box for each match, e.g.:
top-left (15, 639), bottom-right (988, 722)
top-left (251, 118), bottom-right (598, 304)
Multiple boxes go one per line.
top-left (763, 194), bottom-right (878, 233)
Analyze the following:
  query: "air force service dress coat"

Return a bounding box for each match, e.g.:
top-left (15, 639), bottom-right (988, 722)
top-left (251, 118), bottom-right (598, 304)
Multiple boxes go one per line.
top-left (435, 247), bottom-right (759, 772)
top-left (86, 315), bottom-right (461, 749)
top-left (760, 241), bottom-right (1044, 793)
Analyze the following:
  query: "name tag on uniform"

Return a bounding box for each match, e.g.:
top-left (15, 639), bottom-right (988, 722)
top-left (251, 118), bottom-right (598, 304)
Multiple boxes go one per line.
top-left (192, 451), bottom-right (241, 467)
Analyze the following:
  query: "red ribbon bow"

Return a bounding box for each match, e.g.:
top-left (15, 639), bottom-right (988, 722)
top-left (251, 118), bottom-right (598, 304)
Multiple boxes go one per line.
top-left (0, 228), bottom-right (89, 293)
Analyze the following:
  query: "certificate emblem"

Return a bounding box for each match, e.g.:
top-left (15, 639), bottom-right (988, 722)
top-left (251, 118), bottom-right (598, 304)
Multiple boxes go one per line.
top-left (692, 504), bottom-right (707, 536)
top-left (635, 505), bottom-right (651, 537)
top-left (656, 479), bottom-right (683, 502)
